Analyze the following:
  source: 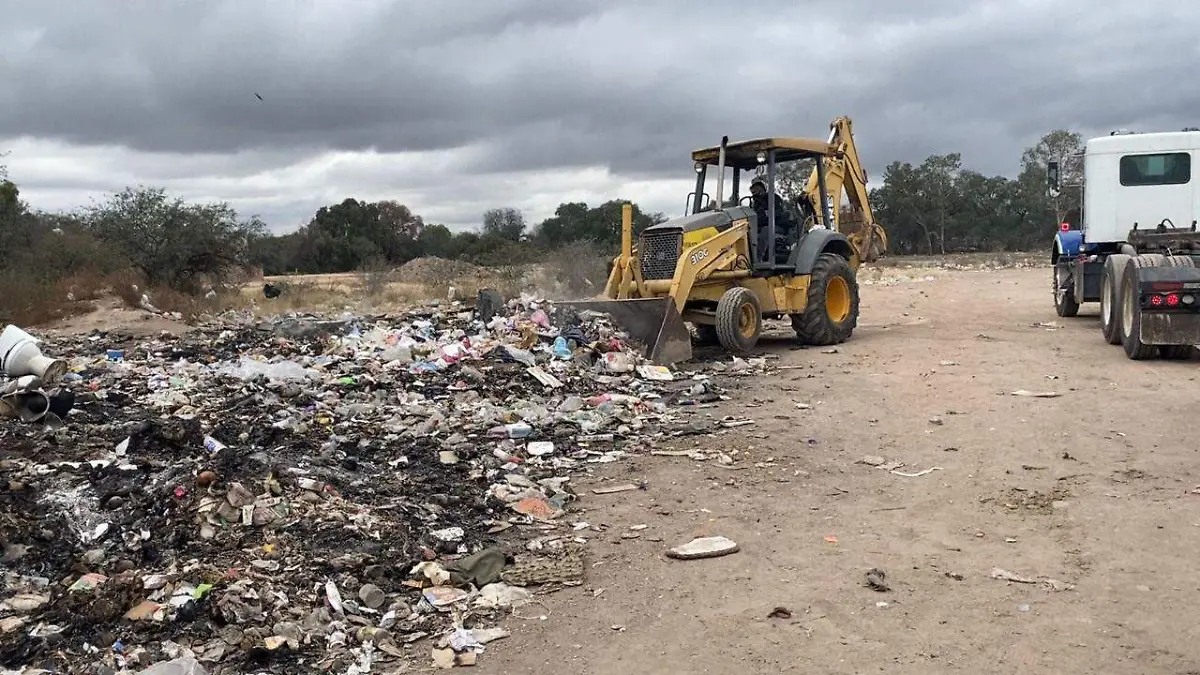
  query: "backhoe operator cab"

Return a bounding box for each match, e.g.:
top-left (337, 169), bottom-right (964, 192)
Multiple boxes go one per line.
top-left (685, 137), bottom-right (838, 272)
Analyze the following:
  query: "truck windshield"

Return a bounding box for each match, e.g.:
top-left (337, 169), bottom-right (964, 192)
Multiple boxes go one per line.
top-left (1119, 152), bottom-right (1191, 186)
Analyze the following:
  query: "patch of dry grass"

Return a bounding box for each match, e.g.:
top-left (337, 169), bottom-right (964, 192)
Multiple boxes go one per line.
top-left (874, 251), bottom-right (1044, 270)
top-left (0, 271), bottom-right (97, 326)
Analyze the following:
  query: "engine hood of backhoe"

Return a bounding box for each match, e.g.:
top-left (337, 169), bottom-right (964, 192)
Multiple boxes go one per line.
top-left (643, 206), bottom-right (756, 235)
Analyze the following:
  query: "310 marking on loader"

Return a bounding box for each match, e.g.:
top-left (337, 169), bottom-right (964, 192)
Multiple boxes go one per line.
top-left (689, 248), bottom-right (710, 265)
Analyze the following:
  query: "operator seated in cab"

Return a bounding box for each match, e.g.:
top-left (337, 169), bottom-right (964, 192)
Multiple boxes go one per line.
top-left (749, 177), bottom-right (794, 263)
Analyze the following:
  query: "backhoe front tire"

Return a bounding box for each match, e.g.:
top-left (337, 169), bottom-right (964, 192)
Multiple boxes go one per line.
top-left (793, 253), bottom-right (859, 345)
top-left (715, 287), bottom-right (762, 355)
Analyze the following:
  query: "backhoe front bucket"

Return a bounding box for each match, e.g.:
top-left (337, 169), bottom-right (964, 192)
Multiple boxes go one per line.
top-left (553, 297), bottom-right (693, 366)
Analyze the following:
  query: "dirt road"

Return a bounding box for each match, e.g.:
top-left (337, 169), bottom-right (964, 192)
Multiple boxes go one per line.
top-left (479, 265), bottom-right (1200, 674)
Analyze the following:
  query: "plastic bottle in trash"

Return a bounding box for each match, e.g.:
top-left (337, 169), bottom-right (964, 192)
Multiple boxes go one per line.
top-left (551, 336), bottom-right (572, 360)
top-left (492, 447), bottom-right (523, 464)
top-left (488, 422), bottom-right (533, 439)
top-left (203, 435), bottom-right (227, 455)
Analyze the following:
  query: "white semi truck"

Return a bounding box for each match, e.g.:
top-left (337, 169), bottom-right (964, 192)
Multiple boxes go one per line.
top-left (1050, 128), bottom-right (1200, 359)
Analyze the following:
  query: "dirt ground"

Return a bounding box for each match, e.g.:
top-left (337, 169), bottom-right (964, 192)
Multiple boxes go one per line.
top-left (473, 265), bottom-right (1200, 675)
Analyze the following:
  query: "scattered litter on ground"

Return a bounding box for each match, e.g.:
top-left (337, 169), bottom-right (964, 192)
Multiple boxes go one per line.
top-left (855, 456), bottom-right (942, 477)
top-left (591, 483), bottom-right (642, 495)
top-left (0, 297), bottom-right (751, 673)
top-left (1010, 390), bottom-right (1061, 398)
top-left (865, 568), bottom-right (891, 592)
top-left (890, 466), bottom-right (943, 477)
top-left (989, 567), bottom-right (1075, 591)
top-left (665, 536), bottom-right (740, 560)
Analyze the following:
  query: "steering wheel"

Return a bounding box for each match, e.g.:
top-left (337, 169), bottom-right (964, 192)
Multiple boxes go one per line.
top-left (739, 196), bottom-right (753, 207)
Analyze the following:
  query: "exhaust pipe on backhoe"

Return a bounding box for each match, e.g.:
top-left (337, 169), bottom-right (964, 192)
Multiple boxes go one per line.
top-left (550, 203), bottom-right (693, 366)
top-left (713, 135), bottom-right (728, 209)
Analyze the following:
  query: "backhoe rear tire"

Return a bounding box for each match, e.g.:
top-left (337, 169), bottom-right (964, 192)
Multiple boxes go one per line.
top-left (792, 253), bottom-right (859, 345)
top-left (715, 287), bottom-right (762, 355)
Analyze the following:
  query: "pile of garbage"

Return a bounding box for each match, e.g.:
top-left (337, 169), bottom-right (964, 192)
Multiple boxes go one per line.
top-left (0, 294), bottom-right (732, 674)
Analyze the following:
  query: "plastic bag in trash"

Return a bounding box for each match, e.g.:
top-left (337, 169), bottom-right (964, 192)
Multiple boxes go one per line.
top-left (136, 655), bottom-right (208, 675)
top-left (222, 357), bottom-right (320, 383)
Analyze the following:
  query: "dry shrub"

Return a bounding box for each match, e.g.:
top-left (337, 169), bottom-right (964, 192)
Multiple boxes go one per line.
top-left (545, 240), bottom-right (613, 298)
top-left (490, 265), bottom-right (529, 299)
top-left (256, 279), bottom-right (353, 313)
top-left (55, 272), bottom-right (107, 303)
top-left (108, 270), bottom-right (146, 309)
top-left (355, 256), bottom-right (396, 300)
top-left (0, 270), bottom-right (97, 326)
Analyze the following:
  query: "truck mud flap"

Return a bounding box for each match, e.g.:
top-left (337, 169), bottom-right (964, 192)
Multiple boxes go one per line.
top-left (1140, 313), bottom-right (1200, 345)
top-left (551, 297), bottom-right (694, 366)
top-left (1135, 263), bottom-right (1200, 345)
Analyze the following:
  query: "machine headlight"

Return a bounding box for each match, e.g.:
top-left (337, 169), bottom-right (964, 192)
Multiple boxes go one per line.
top-left (756, 151), bottom-right (767, 164)
top-left (694, 161), bottom-right (704, 173)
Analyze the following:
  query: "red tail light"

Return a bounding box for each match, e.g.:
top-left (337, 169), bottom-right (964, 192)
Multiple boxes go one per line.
top-left (1151, 294), bottom-right (1164, 306)
top-left (1167, 293), bottom-right (1181, 307)
top-left (1060, 222), bottom-right (1070, 232)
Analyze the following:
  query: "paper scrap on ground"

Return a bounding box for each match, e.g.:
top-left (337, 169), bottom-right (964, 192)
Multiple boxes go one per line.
top-left (666, 536), bottom-right (740, 560)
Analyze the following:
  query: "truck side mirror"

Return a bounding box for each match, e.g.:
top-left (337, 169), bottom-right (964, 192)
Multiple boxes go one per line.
top-left (1046, 161), bottom-right (1060, 191)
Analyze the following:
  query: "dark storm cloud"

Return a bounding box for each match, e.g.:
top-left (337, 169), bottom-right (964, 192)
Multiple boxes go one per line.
top-left (3, 0), bottom-right (1199, 228)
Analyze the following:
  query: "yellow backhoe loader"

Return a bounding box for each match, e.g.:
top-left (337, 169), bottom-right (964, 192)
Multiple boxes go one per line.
top-left (556, 116), bottom-right (887, 365)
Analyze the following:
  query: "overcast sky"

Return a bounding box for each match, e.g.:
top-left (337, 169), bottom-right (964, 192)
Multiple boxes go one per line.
top-left (2, 0), bottom-right (1197, 233)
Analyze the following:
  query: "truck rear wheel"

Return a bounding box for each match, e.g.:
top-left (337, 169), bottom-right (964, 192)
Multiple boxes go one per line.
top-left (715, 287), bottom-right (761, 354)
top-left (1100, 254), bottom-right (1130, 345)
top-left (792, 253), bottom-right (859, 345)
top-left (1120, 256), bottom-right (1162, 360)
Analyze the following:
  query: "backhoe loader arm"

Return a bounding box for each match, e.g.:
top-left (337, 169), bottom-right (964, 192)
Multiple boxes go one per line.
top-left (801, 116), bottom-right (888, 264)
top-left (667, 222), bottom-right (750, 313)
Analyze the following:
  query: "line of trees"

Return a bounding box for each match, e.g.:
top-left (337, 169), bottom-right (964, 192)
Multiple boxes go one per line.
top-left (248, 200), bottom-right (668, 276)
top-left (0, 129), bottom-right (1082, 316)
